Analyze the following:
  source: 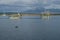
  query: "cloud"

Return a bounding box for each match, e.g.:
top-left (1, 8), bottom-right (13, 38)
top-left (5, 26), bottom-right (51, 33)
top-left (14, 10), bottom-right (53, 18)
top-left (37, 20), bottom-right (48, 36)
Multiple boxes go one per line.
top-left (53, 0), bottom-right (60, 5)
top-left (0, 0), bottom-right (59, 6)
top-left (0, 0), bottom-right (17, 4)
top-left (0, 0), bottom-right (43, 12)
top-left (44, 0), bottom-right (60, 9)
top-left (0, 0), bottom-right (60, 12)
top-left (0, 0), bottom-right (39, 5)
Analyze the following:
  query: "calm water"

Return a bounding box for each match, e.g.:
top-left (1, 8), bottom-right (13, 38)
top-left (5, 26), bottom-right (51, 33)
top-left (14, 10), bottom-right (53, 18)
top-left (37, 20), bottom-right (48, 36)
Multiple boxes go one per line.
top-left (0, 16), bottom-right (60, 40)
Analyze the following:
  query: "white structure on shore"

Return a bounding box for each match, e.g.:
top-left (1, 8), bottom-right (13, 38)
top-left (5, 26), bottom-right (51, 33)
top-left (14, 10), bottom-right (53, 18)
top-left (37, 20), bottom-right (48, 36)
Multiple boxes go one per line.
top-left (41, 10), bottom-right (50, 20)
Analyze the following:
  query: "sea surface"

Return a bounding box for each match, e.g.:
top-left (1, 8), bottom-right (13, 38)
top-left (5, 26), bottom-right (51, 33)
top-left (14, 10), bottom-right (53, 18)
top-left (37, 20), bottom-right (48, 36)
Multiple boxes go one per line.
top-left (0, 16), bottom-right (60, 40)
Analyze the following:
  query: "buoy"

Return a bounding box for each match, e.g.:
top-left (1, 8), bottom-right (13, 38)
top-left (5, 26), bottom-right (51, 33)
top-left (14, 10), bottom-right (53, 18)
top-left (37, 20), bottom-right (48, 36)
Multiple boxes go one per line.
top-left (15, 26), bottom-right (18, 28)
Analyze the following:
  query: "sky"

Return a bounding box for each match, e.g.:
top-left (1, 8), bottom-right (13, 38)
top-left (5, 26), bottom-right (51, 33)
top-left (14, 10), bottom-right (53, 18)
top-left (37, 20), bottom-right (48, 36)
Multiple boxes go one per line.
top-left (0, 0), bottom-right (60, 12)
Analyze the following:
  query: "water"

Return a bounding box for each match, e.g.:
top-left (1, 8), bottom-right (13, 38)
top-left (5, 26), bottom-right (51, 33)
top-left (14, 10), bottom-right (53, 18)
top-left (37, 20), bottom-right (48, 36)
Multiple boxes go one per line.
top-left (0, 16), bottom-right (60, 40)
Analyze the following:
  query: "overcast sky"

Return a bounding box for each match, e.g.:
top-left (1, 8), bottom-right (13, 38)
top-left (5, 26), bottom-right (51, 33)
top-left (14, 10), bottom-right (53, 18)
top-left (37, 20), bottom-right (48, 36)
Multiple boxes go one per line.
top-left (0, 0), bottom-right (60, 12)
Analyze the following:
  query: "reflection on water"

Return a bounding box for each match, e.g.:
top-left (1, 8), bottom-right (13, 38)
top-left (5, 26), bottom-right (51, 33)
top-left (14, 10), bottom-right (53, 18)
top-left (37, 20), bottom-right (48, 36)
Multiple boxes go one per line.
top-left (0, 16), bottom-right (60, 40)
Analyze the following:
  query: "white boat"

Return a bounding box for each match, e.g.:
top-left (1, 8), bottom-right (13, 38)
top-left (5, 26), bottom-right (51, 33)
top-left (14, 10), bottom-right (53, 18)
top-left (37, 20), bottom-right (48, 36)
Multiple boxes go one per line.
top-left (9, 16), bottom-right (20, 20)
top-left (9, 13), bottom-right (22, 19)
top-left (2, 14), bottom-right (6, 16)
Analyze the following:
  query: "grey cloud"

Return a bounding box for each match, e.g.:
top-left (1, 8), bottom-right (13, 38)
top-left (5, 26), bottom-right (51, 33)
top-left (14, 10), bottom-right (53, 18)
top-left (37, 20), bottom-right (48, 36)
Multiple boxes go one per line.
top-left (53, 0), bottom-right (60, 5)
top-left (0, 0), bottom-right (60, 12)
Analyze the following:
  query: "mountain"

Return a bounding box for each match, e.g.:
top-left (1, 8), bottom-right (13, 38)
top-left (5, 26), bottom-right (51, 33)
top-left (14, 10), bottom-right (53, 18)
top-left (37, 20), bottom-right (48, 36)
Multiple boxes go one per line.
top-left (0, 4), bottom-right (60, 13)
top-left (24, 7), bottom-right (45, 13)
top-left (47, 9), bottom-right (60, 12)
top-left (24, 8), bottom-right (60, 13)
top-left (0, 4), bottom-right (25, 12)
